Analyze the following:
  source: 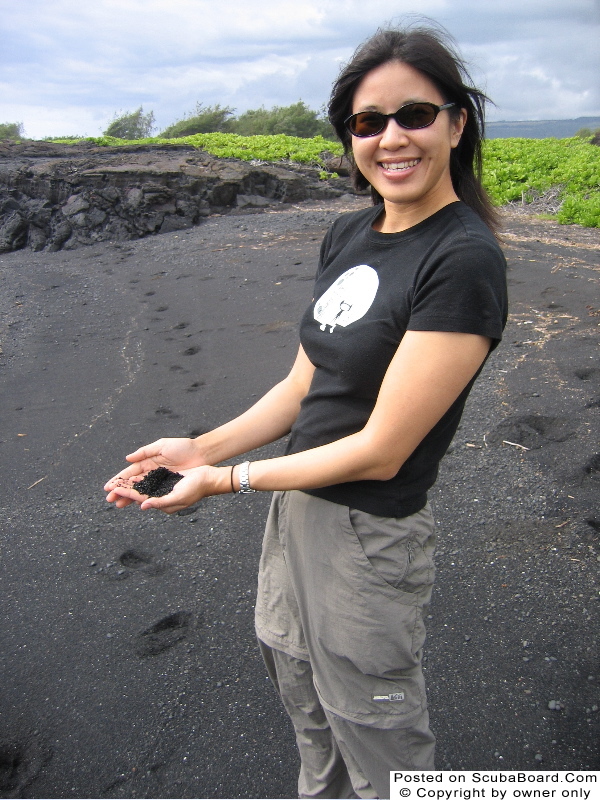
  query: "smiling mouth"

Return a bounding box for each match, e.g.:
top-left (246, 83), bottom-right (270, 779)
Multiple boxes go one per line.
top-left (379, 159), bottom-right (420, 171)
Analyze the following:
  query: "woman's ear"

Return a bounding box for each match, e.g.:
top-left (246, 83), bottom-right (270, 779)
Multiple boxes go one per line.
top-left (451, 108), bottom-right (468, 148)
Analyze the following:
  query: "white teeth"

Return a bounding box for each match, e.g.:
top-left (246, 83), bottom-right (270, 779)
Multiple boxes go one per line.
top-left (381, 159), bottom-right (420, 171)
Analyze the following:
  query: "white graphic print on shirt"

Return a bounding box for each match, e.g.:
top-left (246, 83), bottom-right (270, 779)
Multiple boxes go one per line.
top-left (314, 265), bottom-right (379, 333)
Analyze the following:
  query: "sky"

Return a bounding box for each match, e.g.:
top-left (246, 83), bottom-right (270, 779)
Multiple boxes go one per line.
top-left (1, 0), bottom-right (599, 140)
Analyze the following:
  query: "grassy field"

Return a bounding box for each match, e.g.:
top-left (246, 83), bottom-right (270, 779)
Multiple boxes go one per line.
top-left (482, 137), bottom-right (599, 227)
top-left (51, 133), bottom-right (600, 228)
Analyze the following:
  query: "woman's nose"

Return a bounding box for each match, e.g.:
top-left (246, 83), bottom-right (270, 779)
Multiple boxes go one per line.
top-left (379, 117), bottom-right (411, 149)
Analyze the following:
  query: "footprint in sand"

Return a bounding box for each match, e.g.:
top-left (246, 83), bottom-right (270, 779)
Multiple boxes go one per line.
top-left (488, 414), bottom-right (576, 449)
top-left (0, 736), bottom-right (51, 796)
top-left (119, 549), bottom-right (165, 576)
top-left (135, 612), bottom-right (192, 657)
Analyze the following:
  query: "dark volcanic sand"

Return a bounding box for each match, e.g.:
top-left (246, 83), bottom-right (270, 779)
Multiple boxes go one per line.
top-left (0, 196), bottom-right (598, 798)
top-left (132, 467), bottom-right (184, 497)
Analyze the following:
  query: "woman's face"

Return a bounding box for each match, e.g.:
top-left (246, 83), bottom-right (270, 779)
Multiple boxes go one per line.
top-left (351, 60), bottom-right (466, 231)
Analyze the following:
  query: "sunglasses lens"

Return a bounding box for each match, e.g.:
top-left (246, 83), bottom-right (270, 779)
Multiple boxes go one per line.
top-left (397, 103), bottom-right (437, 129)
top-left (347, 103), bottom-right (447, 136)
top-left (348, 112), bottom-right (385, 136)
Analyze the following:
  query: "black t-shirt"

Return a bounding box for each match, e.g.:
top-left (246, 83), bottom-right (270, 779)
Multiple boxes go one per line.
top-left (285, 201), bottom-right (508, 517)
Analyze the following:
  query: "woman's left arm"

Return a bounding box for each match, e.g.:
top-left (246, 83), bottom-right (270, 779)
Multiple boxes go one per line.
top-left (250, 329), bottom-right (491, 488)
top-left (119, 330), bottom-right (490, 512)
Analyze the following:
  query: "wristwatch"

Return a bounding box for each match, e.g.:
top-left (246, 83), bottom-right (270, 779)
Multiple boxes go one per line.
top-left (238, 461), bottom-right (256, 494)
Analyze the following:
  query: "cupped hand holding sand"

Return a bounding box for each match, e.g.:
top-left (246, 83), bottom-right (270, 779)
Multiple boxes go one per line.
top-left (104, 437), bottom-right (209, 509)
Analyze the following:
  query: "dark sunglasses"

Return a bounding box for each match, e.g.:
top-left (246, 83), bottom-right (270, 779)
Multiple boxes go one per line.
top-left (344, 102), bottom-right (456, 137)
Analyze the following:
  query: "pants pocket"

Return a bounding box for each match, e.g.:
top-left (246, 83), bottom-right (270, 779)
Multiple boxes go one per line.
top-left (347, 506), bottom-right (436, 599)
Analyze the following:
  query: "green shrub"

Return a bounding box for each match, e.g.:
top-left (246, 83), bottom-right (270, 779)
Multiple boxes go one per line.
top-left (575, 126), bottom-right (600, 140)
top-left (558, 192), bottom-right (600, 227)
top-left (233, 101), bottom-right (334, 139)
top-left (104, 107), bottom-right (155, 139)
top-left (0, 122), bottom-right (24, 140)
top-left (233, 107), bottom-right (276, 137)
top-left (160, 104), bottom-right (235, 137)
top-left (104, 101), bottom-right (335, 141)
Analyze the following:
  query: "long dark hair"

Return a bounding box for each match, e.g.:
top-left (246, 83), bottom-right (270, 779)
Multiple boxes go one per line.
top-left (328, 23), bottom-right (500, 233)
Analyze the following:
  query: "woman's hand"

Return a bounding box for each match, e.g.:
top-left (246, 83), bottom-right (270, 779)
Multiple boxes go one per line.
top-left (105, 465), bottom-right (225, 514)
top-left (104, 437), bottom-right (207, 508)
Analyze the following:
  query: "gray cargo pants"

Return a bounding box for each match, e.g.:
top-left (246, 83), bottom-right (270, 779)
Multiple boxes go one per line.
top-left (255, 491), bottom-right (437, 798)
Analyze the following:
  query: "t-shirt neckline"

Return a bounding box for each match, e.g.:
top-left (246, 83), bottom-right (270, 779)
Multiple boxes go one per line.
top-left (366, 201), bottom-right (463, 243)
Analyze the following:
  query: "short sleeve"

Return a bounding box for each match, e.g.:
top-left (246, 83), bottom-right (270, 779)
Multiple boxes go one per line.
top-left (407, 236), bottom-right (508, 347)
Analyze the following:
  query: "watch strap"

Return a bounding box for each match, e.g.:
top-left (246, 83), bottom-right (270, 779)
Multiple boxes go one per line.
top-left (238, 461), bottom-right (256, 493)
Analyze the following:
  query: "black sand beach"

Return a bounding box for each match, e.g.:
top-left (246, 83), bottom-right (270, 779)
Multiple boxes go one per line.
top-left (0, 196), bottom-right (598, 798)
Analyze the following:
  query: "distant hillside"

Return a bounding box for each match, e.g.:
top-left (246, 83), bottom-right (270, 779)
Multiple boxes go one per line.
top-left (485, 116), bottom-right (600, 139)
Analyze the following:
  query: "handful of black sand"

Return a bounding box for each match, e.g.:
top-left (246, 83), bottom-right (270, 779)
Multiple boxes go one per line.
top-left (133, 467), bottom-right (184, 497)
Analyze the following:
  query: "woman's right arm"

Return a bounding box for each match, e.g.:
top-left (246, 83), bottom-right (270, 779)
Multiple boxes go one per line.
top-left (194, 343), bottom-right (315, 464)
top-left (104, 344), bottom-right (315, 505)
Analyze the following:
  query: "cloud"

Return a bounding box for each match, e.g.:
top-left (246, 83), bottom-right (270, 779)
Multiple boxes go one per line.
top-left (461, 12), bottom-right (600, 119)
top-left (1, 0), bottom-right (598, 138)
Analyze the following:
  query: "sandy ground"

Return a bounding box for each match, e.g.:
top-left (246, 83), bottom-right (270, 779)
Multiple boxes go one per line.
top-left (0, 197), bottom-right (598, 798)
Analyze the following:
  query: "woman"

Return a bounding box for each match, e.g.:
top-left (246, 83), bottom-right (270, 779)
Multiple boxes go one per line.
top-left (105, 23), bottom-right (508, 798)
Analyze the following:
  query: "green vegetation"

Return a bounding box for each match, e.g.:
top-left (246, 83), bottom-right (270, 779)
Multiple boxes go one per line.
top-left (160, 104), bottom-right (235, 137)
top-left (104, 107), bottom-right (155, 139)
top-left (482, 137), bottom-right (600, 227)
top-left (156, 101), bottom-right (333, 139)
top-left (575, 126), bottom-right (600, 140)
top-left (233, 102), bottom-right (333, 139)
top-left (64, 101), bottom-right (336, 141)
top-left (52, 131), bottom-right (343, 166)
top-left (0, 122), bottom-right (25, 140)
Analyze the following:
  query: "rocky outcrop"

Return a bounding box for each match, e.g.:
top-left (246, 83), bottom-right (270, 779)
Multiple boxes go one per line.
top-left (0, 141), bottom-right (354, 253)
